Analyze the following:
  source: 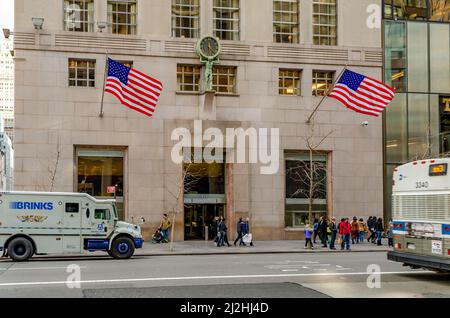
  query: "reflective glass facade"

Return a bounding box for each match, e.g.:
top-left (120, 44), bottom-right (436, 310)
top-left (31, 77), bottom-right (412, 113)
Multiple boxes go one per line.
top-left (383, 1), bottom-right (450, 218)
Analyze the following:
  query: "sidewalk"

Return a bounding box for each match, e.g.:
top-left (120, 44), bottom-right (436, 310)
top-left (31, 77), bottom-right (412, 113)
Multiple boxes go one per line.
top-left (136, 239), bottom-right (391, 256)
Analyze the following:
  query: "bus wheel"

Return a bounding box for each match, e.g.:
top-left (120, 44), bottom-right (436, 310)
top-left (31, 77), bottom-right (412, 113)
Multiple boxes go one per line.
top-left (110, 237), bottom-right (135, 259)
top-left (8, 237), bottom-right (34, 262)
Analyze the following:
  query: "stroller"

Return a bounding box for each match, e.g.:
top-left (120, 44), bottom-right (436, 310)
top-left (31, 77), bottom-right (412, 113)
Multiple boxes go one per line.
top-left (151, 227), bottom-right (167, 244)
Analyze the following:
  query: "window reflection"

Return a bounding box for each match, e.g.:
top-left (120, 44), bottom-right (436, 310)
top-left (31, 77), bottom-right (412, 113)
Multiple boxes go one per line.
top-left (78, 156), bottom-right (124, 197)
top-left (385, 94), bottom-right (408, 163)
top-left (183, 162), bottom-right (225, 195)
top-left (430, 0), bottom-right (450, 21)
top-left (384, 21), bottom-right (407, 93)
top-left (393, 0), bottom-right (429, 20)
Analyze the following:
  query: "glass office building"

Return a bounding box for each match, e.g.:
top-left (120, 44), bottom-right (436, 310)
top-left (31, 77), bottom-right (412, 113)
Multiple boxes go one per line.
top-left (383, 0), bottom-right (450, 218)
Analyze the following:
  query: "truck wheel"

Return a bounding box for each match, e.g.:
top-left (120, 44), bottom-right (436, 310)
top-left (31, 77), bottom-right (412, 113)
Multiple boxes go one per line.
top-left (110, 237), bottom-right (135, 259)
top-left (8, 237), bottom-right (34, 262)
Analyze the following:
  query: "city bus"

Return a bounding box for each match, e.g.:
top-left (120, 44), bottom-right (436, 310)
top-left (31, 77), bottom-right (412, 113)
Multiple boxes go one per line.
top-left (387, 158), bottom-right (450, 272)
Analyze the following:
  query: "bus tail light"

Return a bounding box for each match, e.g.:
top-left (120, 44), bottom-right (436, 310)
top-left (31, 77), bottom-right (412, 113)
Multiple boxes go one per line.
top-left (448, 249), bottom-right (450, 256)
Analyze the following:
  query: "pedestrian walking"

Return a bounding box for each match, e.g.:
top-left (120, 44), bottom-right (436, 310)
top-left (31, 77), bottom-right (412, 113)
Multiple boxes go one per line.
top-left (210, 216), bottom-right (219, 242)
top-left (159, 213), bottom-right (172, 243)
top-left (367, 216), bottom-right (377, 243)
top-left (358, 218), bottom-right (367, 243)
top-left (351, 217), bottom-right (360, 244)
top-left (243, 217), bottom-right (254, 246)
top-left (313, 218), bottom-right (319, 244)
top-left (375, 217), bottom-right (384, 246)
top-left (329, 217), bottom-right (338, 250)
top-left (339, 218), bottom-right (351, 251)
top-left (387, 218), bottom-right (394, 247)
top-left (304, 224), bottom-right (314, 249)
top-left (233, 217), bottom-right (246, 246)
top-left (320, 216), bottom-right (329, 247)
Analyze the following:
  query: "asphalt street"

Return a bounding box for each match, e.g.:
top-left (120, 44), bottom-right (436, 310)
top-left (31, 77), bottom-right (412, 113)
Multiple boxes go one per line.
top-left (0, 252), bottom-right (448, 298)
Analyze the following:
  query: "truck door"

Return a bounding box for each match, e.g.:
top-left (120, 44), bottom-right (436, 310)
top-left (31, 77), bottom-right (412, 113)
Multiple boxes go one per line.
top-left (92, 207), bottom-right (113, 237)
top-left (62, 202), bottom-right (82, 253)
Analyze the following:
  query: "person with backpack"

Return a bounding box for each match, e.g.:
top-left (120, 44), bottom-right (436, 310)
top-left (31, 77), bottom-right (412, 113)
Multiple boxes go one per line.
top-left (313, 218), bottom-right (319, 244)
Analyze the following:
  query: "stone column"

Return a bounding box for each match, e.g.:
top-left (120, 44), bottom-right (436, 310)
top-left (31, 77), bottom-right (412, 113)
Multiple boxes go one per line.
top-left (226, 163), bottom-right (234, 241)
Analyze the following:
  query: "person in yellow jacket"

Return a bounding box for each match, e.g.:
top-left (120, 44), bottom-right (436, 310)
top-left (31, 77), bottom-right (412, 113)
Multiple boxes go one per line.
top-left (358, 218), bottom-right (367, 243)
top-left (160, 213), bottom-right (172, 243)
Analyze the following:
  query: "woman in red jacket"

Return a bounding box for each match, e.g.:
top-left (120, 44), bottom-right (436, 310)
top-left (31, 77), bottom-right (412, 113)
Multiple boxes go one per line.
top-left (339, 218), bottom-right (351, 251)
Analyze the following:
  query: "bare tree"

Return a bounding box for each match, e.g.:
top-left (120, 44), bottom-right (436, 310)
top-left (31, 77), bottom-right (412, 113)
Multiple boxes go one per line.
top-left (165, 162), bottom-right (205, 251)
top-left (288, 121), bottom-right (333, 225)
top-left (48, 135), bottom-right (61, 192)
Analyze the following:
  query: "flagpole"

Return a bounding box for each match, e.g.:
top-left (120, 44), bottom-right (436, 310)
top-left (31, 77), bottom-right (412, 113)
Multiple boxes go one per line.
top-left (99, 51), bottom-right (109, 118)
top-left (306, 65), bottom-right (348, 124)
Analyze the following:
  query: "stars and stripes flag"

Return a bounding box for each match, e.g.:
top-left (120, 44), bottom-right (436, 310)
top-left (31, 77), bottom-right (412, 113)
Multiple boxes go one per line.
top-left (328, 69), bottom-right (395, 117)
top-left (105, 58), bottom-right (163, 117)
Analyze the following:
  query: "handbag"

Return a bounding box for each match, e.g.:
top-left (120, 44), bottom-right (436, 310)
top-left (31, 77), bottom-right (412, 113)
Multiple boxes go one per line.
top-left (242, 233), bottom-right (252, 244)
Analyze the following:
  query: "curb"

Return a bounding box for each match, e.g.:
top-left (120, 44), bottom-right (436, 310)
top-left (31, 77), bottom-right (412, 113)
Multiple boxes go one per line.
top-left (136, 249), bottom-right (391, 257)
top-left (0, 248), bottom-right (391, 262)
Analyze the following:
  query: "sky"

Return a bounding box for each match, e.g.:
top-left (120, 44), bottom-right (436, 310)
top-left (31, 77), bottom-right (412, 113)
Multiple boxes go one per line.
top-left (0, 0), bottom-right (14, 44)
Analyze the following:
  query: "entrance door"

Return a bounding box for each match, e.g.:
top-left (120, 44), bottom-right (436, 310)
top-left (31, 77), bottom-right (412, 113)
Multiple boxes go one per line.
top-left (62, 201), bottom-right (82, 253)
top-left (440, 96), bottom-right (450, 153)
top-left (184, 204), bottom-right (225, 240)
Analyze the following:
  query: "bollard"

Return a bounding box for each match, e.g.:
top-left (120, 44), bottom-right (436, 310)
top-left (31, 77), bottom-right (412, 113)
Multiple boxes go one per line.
top-left (205, 226), bottom-right (209, 241)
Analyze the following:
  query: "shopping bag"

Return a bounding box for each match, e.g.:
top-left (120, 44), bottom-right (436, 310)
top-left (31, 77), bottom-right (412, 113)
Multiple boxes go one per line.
top-left (242, 233), bottom-right (252, 244)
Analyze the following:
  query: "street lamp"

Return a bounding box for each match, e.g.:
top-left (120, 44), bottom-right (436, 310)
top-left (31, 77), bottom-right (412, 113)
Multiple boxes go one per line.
top-left (32, 17), bottom-right (44, 30)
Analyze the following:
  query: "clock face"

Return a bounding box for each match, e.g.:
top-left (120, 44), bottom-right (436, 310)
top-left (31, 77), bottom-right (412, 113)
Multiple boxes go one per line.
top-left (198, 36), bottom-right (220, 59)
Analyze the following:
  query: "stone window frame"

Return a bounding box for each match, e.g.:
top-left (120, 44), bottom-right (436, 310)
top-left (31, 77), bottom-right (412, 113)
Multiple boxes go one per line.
top-left (68, 58), bottom-right (96, 88)
top-left (279, 68), bottom-right (302, 96)
top-left (273, 0), bottom-right (300, 44)
top-left (213, 0), bottom-right (240, 41)
top-left (312, 70), bottom-right (335, 97)
top-left (177, 64), bottom-right (202, 92)
top-left (171, 0), bottom-right (200, 39)
top-left (312, 0), bottom-right (337, 46)
top-left (63, 0), bottom-right (95, 32)
top-left (107, 0), bottom-right (137, 35)
top-left (284, 152), bottom-right (329, 228)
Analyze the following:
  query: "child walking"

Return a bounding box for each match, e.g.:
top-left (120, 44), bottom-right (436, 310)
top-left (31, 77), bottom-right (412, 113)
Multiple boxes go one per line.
top-left (304, 224), bottom-right (314, 250)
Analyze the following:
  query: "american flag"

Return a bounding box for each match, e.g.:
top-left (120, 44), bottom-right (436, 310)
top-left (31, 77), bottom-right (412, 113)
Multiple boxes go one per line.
top-left (329, 69), bottom-right (395, 117)
top-left (105, 58), bottom-right (163, 117)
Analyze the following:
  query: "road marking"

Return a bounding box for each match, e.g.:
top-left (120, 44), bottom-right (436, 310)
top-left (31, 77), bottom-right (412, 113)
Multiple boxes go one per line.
top-left (0, 266), bottom-right (87, 271)
top-left (0, 270), bottom-right (432, 287)
top-left (281, 269), bottom-right (299, 272)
